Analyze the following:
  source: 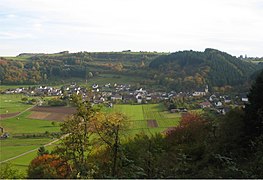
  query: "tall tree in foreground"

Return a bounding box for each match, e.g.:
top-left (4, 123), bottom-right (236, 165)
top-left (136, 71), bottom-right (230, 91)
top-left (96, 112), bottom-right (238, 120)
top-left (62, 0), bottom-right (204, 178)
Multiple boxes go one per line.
top-left (92, 112), bottom-right (128, 177)
top-left (245, 70), bottom-right (263, 140)
top-left (56, 94), bottom-right (99, 178)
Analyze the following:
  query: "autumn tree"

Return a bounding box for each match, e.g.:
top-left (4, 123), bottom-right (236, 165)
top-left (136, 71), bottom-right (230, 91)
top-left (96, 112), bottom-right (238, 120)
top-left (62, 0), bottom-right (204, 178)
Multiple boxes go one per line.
top-left (56, 94), bottom-right (99, 178)
top-left (92, 112), bottom-right (128, 177)
top-left (28, 154), bottom-right (71, 179)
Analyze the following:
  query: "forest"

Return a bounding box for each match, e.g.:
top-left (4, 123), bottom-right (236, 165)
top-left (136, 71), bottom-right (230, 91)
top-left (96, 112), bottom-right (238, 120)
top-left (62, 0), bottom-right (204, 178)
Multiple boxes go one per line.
top-left (1, 49), bottom-right (262, 92)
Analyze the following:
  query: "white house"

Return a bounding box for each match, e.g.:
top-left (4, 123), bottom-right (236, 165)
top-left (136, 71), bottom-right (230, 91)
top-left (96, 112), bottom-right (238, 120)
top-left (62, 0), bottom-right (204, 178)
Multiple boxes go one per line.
top-left (214, 101), bottom-right (223, 107)
top-left (111, 94), bottom-right (122, 101)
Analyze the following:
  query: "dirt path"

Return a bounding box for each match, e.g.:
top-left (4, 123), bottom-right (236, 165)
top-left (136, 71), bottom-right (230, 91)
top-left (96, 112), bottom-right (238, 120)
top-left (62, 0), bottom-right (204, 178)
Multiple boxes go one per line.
top-left (0, 134), bottom-right (69, 164)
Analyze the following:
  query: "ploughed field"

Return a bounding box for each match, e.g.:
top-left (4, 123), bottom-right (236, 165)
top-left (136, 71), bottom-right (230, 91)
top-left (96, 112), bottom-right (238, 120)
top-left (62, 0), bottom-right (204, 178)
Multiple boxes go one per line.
top-left (28, 106), bottom-right (76, 121)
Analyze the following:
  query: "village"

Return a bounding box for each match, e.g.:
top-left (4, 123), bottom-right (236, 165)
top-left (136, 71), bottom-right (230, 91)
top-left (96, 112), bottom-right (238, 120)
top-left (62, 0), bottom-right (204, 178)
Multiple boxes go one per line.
top-left (2, 83), bottom-right (249, 115)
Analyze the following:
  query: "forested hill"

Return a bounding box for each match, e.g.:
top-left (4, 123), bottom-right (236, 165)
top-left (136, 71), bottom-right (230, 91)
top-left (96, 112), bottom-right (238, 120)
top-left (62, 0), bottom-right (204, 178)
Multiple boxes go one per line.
top-left (149, 48), bottom-right (260, 90)
top-left (0, 49), bottom-right (262, 91)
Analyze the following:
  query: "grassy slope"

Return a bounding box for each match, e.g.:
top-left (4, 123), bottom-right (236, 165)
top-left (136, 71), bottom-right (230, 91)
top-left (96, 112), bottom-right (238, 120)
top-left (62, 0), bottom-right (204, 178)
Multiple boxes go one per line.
top-left (0, 94), bottom-right (33, 114)
top-left (0, 111), bottom-right (60, 134)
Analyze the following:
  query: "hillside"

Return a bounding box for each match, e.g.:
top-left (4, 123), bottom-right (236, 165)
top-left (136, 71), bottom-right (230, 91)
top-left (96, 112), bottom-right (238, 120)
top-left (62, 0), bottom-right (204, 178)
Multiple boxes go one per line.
top-left (149, 48), bottom-right (261, 90)
top-left (0, 49), bottom-right (262, 91)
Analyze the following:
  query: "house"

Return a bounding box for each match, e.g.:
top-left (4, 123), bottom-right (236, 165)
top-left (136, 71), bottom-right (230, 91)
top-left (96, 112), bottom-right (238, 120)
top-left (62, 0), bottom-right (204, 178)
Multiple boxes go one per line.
top-left (216, 107), bottom-right (231, 115)
top-left (170, 109), bottom-right (180, 113)
top-left (209, 94), bottom-right (217, 102)
top-left (136, 95), bottom-right (142, 103)
top-left (92, 84), bottom-right (99, 89)
top-left (199, 101), bottom-right (212, 108)
top-left (111, 94), bottom-right (122, 101)
top-left (104, 83), bottom-right (111, 88)
top-left (193, 85), bottom-right (209, 97)
top-left (224, 96), bottom-right (231, 103)
top-left (193, 91), bottom-right (206, 97)
top-left (242, 98), bottom-right (248, 102)
top-left (146, 95), bottom-right (152, 101)
top-left (214, 100), bottom-right (223, 107)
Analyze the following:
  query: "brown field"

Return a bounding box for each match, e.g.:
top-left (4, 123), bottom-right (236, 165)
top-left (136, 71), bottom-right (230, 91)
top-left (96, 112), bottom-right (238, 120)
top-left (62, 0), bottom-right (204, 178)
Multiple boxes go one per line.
top-left (147, 120), bottom-right (158, 128)
top-left (28, 112), bottom-right (50, 119)
top-left (0, 112), bottom-right (20, 120)
top-left (28, 106), bottom-right (76, 121)
top-left (31, 106), bottom-right (76, 114)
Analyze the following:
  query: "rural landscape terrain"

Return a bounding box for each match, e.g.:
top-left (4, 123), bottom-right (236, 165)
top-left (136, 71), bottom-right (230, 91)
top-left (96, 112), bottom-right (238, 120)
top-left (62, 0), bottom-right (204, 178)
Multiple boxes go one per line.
top-left (0, 49), bottom-right (263, 178)
top-left (1, 0), bottom-right (263, 178)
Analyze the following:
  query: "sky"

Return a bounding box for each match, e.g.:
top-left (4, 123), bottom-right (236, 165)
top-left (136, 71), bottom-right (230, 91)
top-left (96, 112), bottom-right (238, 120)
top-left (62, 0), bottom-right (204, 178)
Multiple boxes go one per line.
top-left (0, 0), bottom-right (263, 57)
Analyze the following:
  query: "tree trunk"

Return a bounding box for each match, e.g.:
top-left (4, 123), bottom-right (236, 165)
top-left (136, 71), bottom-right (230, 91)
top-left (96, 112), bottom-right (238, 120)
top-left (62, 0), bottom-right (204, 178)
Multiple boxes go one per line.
top-left (112, 126), bottom-right (119, 177)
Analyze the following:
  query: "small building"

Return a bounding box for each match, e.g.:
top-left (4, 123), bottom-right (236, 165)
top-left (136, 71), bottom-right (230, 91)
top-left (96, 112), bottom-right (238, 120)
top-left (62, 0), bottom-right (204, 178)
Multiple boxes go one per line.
top-left (170, 109), bottom-right (180, 113)
top-left (241, 97), bottom-right (248, 102)
top-left (224, 96), bottom-right (231, 103)
top-left (214, 101), bottom-right (223, 107)
top-left (111, 94), bottom-right (122, 101)
top-left (92, 84), bottom-right (99, 89)
top-left (137, 96), bottom-right (142, 104)
top-left (193, 91), bottom-right (206, 97)
top-left (199, 101), bottom-right (212, 108)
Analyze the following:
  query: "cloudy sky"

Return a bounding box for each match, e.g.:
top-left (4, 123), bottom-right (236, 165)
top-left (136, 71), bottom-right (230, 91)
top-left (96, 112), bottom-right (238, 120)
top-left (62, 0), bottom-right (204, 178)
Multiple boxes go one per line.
top-left (0, 0), bottom-right (262, 56)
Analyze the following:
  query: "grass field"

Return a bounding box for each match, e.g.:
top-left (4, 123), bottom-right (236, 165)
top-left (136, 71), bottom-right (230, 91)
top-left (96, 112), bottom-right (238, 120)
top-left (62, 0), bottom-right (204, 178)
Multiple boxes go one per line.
top-left (0, 111), bottom-right (60, 135)
top-left (0, 138), bottom-right (53, 162)
top-left (0, 108), bottom-right (61, 173)
top-left (112, 104), bottom-right (181, 134)
top-left (0, 94), bottom-right (33, 114)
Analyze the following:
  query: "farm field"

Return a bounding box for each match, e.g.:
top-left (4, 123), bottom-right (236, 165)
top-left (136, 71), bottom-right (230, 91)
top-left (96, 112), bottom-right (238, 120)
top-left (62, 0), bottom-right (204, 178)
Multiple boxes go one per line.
top-left (112, 104), bottom-right (181, 133)
top-left (0, 103), bottom-right (181, 174)
top-left (0, 108), bottom-right (61, 173)
top-left (0, 94), bottom-right (33, 114)
top-left (0, 138), bottom-right (53, 162)
top-left (28, 106), bottom-right (76, 121)
top-left (0, 111), bottom-right (60, 135)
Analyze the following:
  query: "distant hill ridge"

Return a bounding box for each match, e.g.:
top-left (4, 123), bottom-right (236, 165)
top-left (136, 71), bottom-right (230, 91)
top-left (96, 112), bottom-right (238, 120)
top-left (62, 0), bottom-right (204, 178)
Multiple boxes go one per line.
top-left (149, 48), bottom-right (260, 89)
top-left (1, 49), bottom-right (262, 91)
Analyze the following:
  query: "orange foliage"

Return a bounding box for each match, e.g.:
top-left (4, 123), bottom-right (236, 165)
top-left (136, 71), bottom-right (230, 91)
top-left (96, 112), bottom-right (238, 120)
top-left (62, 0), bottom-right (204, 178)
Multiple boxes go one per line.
top-left (28, 154), bottom-right (71, 178)
top-left (165, 113), bottom-right (209, 144)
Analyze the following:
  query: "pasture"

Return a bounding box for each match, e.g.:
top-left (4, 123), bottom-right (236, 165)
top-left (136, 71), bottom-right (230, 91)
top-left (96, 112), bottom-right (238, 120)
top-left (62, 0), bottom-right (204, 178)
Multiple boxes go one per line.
top-left (112, 104), bottom-right (181, 135)
top-left (0, 94), bottom-right (33, 114)
top-left (0, 108), bottom-right (61, 172)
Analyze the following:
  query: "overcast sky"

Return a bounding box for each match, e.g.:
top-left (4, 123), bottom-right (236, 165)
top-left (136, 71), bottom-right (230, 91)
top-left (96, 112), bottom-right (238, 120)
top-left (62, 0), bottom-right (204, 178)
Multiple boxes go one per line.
top-left (0, 0), bottom-right (262, 56)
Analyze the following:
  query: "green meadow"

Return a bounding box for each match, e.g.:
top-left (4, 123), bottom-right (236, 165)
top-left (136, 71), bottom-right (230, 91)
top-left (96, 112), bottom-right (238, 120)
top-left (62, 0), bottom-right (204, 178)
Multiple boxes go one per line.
top-left (0, 94), bottom-right (33, 114)
top-left (112, 104), bottom-right (181, 134)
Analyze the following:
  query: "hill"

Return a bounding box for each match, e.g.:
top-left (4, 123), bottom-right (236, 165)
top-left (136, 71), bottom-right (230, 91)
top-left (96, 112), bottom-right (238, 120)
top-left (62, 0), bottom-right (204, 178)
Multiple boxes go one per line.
top-left (149, 48), bottom-right (261, 91)
top-left (0, 49), bottom-right (262, 92)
